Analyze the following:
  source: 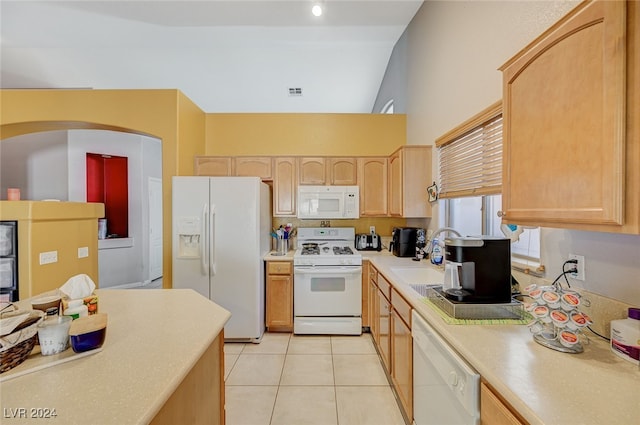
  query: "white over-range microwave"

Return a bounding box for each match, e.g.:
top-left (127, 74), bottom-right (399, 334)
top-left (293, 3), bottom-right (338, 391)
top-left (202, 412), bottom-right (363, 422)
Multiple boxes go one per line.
top-left (297, 185), bottom-right (359, 219)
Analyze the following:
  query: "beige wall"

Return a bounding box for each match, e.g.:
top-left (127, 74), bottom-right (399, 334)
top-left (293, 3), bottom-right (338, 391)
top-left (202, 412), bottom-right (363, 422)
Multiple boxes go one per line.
top-left (205, 113), bottom-right (406, 156)
top-left (401, 0), bottom-right (640, 306)
top-left (405, 0), bottom-right (580, 146)
top-left (0, 201), bottom-right (104, 298)
top-left (0, 89), bottom-right (206, 289)
top-left (1, 90), bottom-right (410, 288)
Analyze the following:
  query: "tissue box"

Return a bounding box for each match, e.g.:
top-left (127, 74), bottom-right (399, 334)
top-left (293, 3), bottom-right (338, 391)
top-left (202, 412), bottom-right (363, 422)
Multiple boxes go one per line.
top-left (62, 294), bottom-right (98, 316)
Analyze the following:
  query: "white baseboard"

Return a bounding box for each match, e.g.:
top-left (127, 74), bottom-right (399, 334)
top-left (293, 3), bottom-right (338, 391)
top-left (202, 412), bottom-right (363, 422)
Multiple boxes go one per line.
top-left (102, 280), bottom-right (152, 290)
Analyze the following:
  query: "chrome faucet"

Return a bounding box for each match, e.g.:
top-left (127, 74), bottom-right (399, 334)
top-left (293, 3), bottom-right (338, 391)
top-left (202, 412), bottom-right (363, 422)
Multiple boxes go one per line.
top-left (425, 227), bottom-right (462, 256)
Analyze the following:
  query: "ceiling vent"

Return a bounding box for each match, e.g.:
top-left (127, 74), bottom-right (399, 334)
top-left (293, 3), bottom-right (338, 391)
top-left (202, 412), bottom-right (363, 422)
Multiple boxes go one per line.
top-left (288, 87), bottom-right (303, 97)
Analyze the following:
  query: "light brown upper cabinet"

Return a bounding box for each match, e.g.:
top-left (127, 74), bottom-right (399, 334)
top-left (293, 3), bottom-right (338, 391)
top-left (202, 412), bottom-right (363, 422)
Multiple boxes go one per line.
top-left (273, 157), bottom-right (297, 216)
top-left (328, 157), bottom-right (358, 185)
top-left (234, 157), bottom-right (273, 181)
top-left (194, 156), bottom-right (232, 176)
top-left (298, 157), bottom-right (326, 185)
top-left (500, 0), bottom-right (640, 233)
top-left (299, 157), bottom-right (358, 186)
top-left (388, 146), bottom-right (432, 218)
top-left (358, 157), bottom-right (389, 216)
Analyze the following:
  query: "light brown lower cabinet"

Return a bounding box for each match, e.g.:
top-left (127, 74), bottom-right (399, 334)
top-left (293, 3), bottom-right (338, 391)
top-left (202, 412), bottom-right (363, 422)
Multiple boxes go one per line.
top-left (369, 265), bottom-right (413, 423)
top-left (265, 260), bottom-right (293, 332)
top-left (377, 273), bottom-right (392, 372)
top-left (391, 288), bottom-right (413, 422)
top-left (369, 266), bottom-right (379, 345)
top-left (151, 332), bottom-right (225, 425)
top-left (480, 382), bottom-right (526, 425)
top-left (361, 260), bottom-right (370, 328)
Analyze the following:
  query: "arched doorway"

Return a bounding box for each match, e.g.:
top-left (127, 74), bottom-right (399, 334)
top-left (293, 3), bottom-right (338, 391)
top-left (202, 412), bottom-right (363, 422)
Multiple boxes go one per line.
top-left (0, 126), bottom-right (163, 288)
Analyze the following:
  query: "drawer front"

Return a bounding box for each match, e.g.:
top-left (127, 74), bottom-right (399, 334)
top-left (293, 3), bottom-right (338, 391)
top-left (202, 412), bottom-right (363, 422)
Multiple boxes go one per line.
top-left (391, 288), bottom-right (411, 327)
top-left (369, 264), bottom-right (378, 286)
top-left (267, 261), bottom-right (292, 275)
top-left (377, 273), bottom-right (391, 301)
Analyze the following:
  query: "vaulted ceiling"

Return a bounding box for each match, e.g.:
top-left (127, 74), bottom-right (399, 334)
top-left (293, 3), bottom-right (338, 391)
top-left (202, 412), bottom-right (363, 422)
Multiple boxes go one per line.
top-left (0, 1), bottom-right (423, 113)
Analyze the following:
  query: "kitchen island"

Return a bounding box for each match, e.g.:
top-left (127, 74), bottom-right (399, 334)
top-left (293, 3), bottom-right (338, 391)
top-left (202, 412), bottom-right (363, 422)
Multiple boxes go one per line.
top-left (1, 289), bottom-right (230, 424)
top-left (366, 254), bottom-right (638, 425)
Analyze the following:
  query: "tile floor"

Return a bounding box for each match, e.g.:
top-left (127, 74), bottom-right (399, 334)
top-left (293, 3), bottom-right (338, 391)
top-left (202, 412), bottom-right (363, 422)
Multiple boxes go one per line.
top-left (224, 332), bottom-right (407, 425)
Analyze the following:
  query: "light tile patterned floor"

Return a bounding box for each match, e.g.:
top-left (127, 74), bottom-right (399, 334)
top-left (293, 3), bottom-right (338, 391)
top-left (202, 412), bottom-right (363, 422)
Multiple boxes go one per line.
top-left (225, 332), bottom-right (406, 425)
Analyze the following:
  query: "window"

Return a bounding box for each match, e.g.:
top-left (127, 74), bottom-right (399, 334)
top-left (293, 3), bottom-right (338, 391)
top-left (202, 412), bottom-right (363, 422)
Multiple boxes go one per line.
top-left (381, 99), bottom-right (394, 114)
top-left (436, 101), bottom-right (542, 274)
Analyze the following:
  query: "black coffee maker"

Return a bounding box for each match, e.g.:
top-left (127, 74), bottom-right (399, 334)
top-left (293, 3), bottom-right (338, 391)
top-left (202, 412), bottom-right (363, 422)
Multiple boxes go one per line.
top-left (442, 236), bottom-right (511, 303)
top-left (390, 227), bottom-right (419, 257)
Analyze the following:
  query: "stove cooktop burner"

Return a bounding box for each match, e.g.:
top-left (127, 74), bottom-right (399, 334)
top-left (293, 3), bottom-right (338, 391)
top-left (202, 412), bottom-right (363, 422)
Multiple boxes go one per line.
top-left (298, 245), bottom-right (355, 256)
top-left (301, 246), bottom-right (320, 255)
top-left (333, 246), bottom-right (354, 255)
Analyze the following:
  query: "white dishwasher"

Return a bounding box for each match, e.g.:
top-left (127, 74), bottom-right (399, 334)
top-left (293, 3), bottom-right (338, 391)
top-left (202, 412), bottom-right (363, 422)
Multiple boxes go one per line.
top-left (412, 310), bottom-right (480, 425)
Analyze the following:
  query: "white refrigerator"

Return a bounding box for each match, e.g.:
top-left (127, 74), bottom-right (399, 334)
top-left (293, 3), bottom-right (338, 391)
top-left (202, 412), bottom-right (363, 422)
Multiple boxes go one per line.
top-left (172, 176), bottom-right (271, 342)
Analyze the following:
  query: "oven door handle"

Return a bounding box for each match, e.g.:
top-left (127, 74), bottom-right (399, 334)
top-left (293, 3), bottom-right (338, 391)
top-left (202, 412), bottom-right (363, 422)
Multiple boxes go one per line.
top-left (294, 266), bottom-right (362, 275)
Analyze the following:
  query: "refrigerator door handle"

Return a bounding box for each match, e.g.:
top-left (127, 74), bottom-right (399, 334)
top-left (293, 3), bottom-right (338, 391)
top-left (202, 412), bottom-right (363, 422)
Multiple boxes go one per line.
top-left (210, 204), bottom-right (217, 277)
top-left (201, 203), bottom-right (208, 276)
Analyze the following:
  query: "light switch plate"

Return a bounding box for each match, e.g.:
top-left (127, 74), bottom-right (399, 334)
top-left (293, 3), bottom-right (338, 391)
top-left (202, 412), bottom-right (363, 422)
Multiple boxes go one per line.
top-left (78, 247), bottom-right (89, 258)
top-left (39, 250), bottom-right (58, 265)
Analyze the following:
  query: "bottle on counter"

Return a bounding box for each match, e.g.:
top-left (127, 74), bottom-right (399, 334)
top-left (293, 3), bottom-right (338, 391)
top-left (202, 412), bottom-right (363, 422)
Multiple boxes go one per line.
top-left (430, 238), bottom-right (443, 266)
top-left (610, 307), bottom-right (640, 365)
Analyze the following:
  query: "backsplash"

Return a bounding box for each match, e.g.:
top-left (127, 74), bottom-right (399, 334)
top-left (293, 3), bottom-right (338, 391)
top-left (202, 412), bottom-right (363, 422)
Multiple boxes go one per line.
top-left (272, 217), bottom-right (407, 238)
top-left (513, 270), bottom-right (633, 338)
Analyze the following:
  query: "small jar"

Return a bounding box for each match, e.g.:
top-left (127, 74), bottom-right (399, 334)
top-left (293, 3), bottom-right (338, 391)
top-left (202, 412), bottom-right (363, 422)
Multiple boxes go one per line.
top-left (559, 330), bottom-right (580, 348)
top-left (567, 312), bottom-right (588, 331)
top-left (529, 289), bottom-right (544, 304)
top-left (38, 315), bottom-right (72, 356)
top-left (551, 310), bottom-right (569, 328)
top-left (541, 290), bottom-right (561, 309)
top-left (610, 308), bottom-right (640, 365)
top-left (560, 292), bottom-right (581, 311)
top-left (533, 305), bottom-right (551, 323)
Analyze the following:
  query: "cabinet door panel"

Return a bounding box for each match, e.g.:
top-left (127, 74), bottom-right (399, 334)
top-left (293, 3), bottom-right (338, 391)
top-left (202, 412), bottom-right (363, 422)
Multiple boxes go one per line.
top-left (194, 157), bottom-right (232, 176)
top-left (480, 382), bottom-right (524, 425)
top-left (361, 260), bottom-right (370, 328)
top-left (378, 292), bottom-right (391, 371)
top-left (273, 158), bottom-right (297, 216)
top-left (370, 278), bottom-right (379, 345)
top-left (502, 0), bottom-right (626, 226)
top-left (358, 157), bottom-right (388, 216)
top-left (234, 157), bottom-right (272, 180)
top-left (266, 273), bottom-right (293, 330)
top-left (298, 157), bottom-right (326, 185)
top-left (329, 157), bottom-right (358, 185)
top-left (391, 312), bottom-right (412, 422)
top-left (388, 151), bottom-right (402, 216)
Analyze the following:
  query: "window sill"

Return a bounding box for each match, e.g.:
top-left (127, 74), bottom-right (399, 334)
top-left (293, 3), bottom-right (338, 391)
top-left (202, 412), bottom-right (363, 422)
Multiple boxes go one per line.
top-left (98, 237), bottom-right (134, 250)
top-left (512, 259), bottom-right (545, 277)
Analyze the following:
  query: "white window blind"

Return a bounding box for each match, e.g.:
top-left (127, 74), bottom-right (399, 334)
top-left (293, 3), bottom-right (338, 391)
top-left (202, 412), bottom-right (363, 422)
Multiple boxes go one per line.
top-left (435, 101), bottom-right (502, 198)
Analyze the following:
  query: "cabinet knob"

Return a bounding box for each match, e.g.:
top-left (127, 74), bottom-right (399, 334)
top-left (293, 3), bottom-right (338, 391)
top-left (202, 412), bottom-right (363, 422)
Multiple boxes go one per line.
top-left (497, 210), bottom-right (506, 218)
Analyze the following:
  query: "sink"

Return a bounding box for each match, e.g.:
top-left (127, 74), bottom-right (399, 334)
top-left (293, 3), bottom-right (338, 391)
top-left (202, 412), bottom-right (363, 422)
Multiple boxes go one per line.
top-left (389, 266), bottom-right (444, 286)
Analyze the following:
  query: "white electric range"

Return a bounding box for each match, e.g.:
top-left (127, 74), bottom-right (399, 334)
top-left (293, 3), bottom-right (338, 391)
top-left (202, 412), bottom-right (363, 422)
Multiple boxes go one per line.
top-left (293, 227), bottom-right (362, 335)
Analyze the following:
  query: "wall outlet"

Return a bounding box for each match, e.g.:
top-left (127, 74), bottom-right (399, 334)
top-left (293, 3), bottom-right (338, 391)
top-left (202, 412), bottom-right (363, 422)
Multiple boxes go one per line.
top-left (39, 250), bottom-right (58, 265)
top-left (78, 246), bottom-right (89, 258)
top-left (568, 254), bottom-right (585, 281)
top-left (370, 226), bottom-right (376, 234)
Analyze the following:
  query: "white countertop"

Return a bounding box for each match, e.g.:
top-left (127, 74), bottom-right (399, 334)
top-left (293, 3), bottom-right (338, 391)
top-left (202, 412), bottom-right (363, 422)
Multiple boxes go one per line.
top-left (365, 253), bottom-right (639, 425)
top-left (1, 289), bottom-right (231, 424)
top-left (264, 250), bottom-right (295, 261)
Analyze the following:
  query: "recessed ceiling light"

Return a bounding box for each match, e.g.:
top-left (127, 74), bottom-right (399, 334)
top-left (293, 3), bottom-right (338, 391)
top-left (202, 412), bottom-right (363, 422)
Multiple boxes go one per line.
top-left (311, 4), bottom-right (322, 17)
